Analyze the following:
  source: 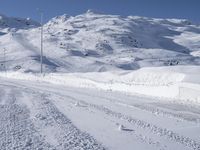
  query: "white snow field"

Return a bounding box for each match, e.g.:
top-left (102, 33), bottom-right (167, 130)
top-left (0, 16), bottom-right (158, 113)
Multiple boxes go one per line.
top-left (0, 11), bottom-right (200, 150)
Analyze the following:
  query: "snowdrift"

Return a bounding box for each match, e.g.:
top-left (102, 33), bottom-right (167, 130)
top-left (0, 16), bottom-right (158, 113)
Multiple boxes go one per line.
top-left (0, 66), bottom-right (200, 103)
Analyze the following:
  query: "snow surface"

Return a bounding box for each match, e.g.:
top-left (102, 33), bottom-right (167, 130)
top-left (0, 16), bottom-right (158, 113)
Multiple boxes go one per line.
top-left (0, 11), bottom-right (200, 150)
top-left (0, 73), bottom-right (200, 150)
top-left (0, 65), bottom-right (200, 102)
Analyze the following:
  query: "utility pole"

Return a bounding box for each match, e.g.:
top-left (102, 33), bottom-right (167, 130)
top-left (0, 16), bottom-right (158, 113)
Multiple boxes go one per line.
top-left (40, 12), bottom-right (44, 76)
top-left (37, 8), bottom-right (44, 76)
top-left (3, 48), bottom-right (7, 75)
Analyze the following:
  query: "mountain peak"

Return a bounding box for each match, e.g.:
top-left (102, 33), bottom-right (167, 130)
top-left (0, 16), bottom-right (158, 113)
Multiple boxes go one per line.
top-left (48, 14), bottom-right (71, 24)
top-left (86, 9), bottom-right (104, 15)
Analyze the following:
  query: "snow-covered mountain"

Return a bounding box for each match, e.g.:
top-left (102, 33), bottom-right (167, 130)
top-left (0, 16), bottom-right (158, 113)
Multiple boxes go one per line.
top-left (1, 11), bottom-right (200, 150)
top-left (0, 14), bottom-right (39, 31)
top-left (0, 11), bottom-right (200, 73)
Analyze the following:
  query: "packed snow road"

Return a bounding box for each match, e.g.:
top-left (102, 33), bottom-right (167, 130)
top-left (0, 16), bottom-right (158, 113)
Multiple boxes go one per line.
top-left (0, 77), bottom-right (200, 150)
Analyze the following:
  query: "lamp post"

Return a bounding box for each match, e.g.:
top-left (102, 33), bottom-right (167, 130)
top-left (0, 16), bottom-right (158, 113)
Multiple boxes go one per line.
top-left (40, 12), bottom-right (44, 75)
top-left (3, 48), bottom-right (7, 76)
top-left (37, 8), bottom-right (44, 76)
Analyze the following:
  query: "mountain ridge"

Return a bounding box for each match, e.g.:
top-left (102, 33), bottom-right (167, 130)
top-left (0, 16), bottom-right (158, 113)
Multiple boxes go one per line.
top-left (0, 11), bottom-right (200, 73)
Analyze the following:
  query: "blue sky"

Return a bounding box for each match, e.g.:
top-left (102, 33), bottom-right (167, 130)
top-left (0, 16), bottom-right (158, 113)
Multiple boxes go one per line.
top-left (0, 0), bottom-right (199, 23)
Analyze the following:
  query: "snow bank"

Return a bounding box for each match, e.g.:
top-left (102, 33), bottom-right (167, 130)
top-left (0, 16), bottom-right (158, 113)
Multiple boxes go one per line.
top-left (0, 66), bottom-right (200, 102)
top-left (179, 83), bottom-right (200, 103)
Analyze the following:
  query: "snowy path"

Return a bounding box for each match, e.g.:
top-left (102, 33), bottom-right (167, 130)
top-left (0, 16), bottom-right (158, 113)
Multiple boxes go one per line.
top-left (0, 81), bottom-right (105, 150)
top-left (0, 77), bottom-right (200, 150)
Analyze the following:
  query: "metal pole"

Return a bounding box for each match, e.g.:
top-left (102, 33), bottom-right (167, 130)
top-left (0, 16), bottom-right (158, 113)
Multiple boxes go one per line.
top-left (40, 12), bottom-right (44, 75)
top-left (3, 48), bottom-right (7, 76)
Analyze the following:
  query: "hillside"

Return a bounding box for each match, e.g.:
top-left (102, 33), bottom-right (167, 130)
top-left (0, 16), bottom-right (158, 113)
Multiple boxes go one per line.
top-left (0, 10), bottom-right (200, 73)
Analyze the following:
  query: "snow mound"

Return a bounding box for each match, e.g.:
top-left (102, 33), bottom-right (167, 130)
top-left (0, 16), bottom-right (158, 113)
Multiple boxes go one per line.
top-left (1, 66), bottom-right (200, 103)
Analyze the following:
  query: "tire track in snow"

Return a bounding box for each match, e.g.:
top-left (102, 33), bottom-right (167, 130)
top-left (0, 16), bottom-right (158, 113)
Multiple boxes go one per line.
top-left (23, 90), bottom-right (106, 150)
top-left (43, 90), bottom-right (199, 150)
top-left (0, 87), bottom-right (56, 150)
top-left (132, 103), bottom-right (200, 123)
top-left (69, 89), bottom-right (200, 123)
top-left (76, 100), bottom-right (200, 150)
top-left (39, 86), bottom-right (200, 124)
top-left (6, 83), bottom-right (168, 150)
top-left (2, 80), bottom-right (200, 150)
top-left (0, 84), bottom-right (106, 150)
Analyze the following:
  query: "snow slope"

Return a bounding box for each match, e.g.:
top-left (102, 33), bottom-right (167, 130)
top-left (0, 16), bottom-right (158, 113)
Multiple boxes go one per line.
top-left (0, 11), bottom-right (200, 73)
